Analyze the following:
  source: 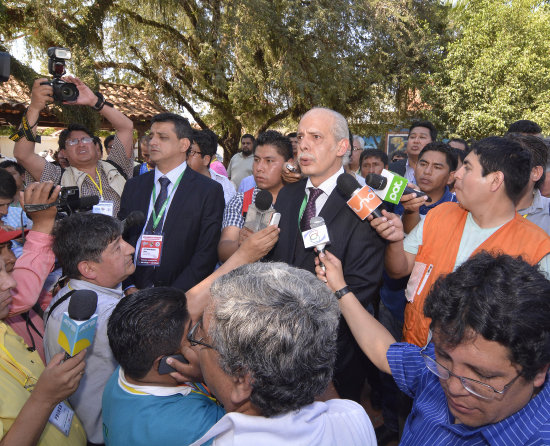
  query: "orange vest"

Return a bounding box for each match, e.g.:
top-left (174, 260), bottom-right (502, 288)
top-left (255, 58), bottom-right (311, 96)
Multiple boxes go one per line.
top-left (403, 202), bottom-right (550, 347)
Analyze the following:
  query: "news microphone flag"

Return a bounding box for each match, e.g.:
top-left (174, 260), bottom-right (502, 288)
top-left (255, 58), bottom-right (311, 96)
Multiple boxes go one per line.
top-left (58, 313), bottom-right (98, 356)
top-left (370, 169), bottom-right (408, 204)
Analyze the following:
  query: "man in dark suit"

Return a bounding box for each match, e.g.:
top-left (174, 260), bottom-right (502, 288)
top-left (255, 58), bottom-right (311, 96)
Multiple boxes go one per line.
top-left (267, 107), bottom-right (385, 401)
top-left (119, 113), bottom-right (224, 293)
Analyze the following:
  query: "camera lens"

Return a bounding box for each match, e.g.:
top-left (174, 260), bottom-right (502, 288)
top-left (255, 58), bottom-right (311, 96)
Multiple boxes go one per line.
top-left (61, 83), bottom-right (79, 102)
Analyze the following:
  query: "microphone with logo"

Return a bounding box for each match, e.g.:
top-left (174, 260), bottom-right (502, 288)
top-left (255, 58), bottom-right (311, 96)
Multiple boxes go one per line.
top-left (309, 216), bottom-right (330, 270)
top-left (57, 290), bottom-right (98, 359)
top-left (336, 173), bottom-right (385, 219)
top-left (365, 170), bottom-right (431, 204)
top-left (243, 190), bottom-right (279, 232)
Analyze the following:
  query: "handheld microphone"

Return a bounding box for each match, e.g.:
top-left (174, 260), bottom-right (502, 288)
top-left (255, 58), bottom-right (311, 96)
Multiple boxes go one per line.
top-left (309, 216), bottom-right (330, 254)
top-left (336, 173), bottom-right (384, 219)
top-left (243, 190), bottom-right (276, 232)
top-left (58, 290), bottom-right (98, 358)
top-left (365, 170), bottom-right (431, 204)
top-left (122, 210), bottom-right (146, 234)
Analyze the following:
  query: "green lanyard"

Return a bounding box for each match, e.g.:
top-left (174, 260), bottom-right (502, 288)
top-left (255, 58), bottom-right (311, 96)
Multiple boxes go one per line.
top-left (298, 194), bottom-right (308, 228)
top-left (151, 171), bottom-right (185, 231)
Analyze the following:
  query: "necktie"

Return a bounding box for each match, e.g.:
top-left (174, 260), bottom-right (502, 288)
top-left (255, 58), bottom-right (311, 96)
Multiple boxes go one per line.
top-left (300, 187), bottom-right (324, 231)
top-left (145, 176), bottom-right (171, 234)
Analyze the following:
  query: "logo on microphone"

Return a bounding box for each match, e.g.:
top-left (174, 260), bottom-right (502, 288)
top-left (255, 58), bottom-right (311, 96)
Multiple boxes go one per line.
top-left (302, 225), bottom-right (330, 249)
top-left (387, 176), bottom-right (407, 204)
top-left (347, 186), bottom-right (383, 220)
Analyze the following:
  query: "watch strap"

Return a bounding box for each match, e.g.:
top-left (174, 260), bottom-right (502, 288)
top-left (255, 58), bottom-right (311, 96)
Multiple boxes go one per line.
top-left (334, 286), bottom-right (351, 300)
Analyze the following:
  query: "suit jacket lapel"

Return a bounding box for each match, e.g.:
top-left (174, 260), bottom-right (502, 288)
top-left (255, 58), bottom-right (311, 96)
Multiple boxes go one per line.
top-left (162, 167), bottom-right (194, 234)
top-left (319, 187), bottom-right (346, 226)
top-left (140, 172), bottom-right (155, 216)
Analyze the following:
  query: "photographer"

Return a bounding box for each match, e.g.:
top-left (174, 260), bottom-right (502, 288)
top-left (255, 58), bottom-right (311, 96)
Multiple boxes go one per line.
top-left (14, 76), bottom-right (134, 217)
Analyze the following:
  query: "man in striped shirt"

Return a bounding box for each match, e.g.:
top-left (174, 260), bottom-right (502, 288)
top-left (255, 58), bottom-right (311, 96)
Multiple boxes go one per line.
top-left (317, 251), bottom-right (550, 445)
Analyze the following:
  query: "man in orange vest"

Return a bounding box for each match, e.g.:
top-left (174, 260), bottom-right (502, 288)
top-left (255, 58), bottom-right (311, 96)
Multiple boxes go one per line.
top-left (371, 136), bottom-right (550, 347)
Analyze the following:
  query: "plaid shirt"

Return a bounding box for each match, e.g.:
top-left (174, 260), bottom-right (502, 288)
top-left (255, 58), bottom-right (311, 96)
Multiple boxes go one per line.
top-left (222, 187), bottom-right (259, 229)
top-left (26, 135), bottom-right (133, 217)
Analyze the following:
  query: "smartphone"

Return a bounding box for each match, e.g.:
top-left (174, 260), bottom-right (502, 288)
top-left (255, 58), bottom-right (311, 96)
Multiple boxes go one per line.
top-left (158, 354), bottom-right (189, 375)
top-left (269, 212), bottom-right (281, 227)
top-left (285, 163), bottom-right (298, 173)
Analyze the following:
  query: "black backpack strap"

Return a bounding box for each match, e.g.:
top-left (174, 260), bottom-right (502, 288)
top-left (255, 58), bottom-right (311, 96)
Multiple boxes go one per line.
top-left (44, 289), bottom-right (77, 326)
top-left (105, 159), bottom-right (128, 180)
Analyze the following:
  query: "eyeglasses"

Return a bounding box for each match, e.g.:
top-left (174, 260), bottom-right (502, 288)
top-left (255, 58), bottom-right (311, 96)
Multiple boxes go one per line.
top-left (66, 137), bottom-right (94, 146)
top-left (420, 331), bottom-right (521, 400)
top-left (187, 320), bottom-right (215, 350)
top-left (188, 149), bottom-right (203, 158)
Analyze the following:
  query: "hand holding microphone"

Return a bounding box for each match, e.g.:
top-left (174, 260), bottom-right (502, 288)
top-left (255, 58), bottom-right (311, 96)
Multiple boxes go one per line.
top-left (336, 173), bottom-right (385, 219)
top-left (243, 190), bottom-right (279, 232)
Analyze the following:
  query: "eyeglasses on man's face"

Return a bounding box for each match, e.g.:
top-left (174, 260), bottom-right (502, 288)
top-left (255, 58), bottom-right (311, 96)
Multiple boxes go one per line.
top-left (188, 149), bottom-right (203, 158)
top-left (420, 331), bottom-right (521, 400)
top-left (187, 320), bottom-right (216, 350)
top-left (66, 137), bottom-right (94, 146)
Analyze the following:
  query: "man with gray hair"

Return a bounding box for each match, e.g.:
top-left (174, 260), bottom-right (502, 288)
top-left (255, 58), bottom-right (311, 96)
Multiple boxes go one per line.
top-left (267, 107), bottom-right (385, 401)
top-left (189, 262), bottom-right (376, 446)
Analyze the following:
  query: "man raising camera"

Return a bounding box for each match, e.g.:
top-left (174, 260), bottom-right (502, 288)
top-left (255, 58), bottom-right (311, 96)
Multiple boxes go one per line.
top-left (14, 76), bottom-right (134, 216)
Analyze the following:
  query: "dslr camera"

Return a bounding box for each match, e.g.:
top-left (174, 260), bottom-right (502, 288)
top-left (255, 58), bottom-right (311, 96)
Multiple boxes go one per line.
top-left (40, 47), bottom-right (79, 103)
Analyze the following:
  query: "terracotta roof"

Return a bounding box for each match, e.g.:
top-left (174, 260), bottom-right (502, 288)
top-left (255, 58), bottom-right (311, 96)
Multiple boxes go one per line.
top-left (0, 77), bottom-right (168, 126)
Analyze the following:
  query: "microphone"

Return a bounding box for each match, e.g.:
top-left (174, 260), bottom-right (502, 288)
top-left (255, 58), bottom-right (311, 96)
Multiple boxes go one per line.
top-left (57, 290), bottom-right (98, 358)
top-left (336, 173), bottom-right (384, 219)
top-left (309, 216), bottom-right (329, 254)
top-left (122, 210), bottom-right (146, 234)
top-left (74, 195), bottom-right (101, 211)
top-left (243, 190), bottom-right (276, 232)
top-left (365, 170), bottom-right (431, 204)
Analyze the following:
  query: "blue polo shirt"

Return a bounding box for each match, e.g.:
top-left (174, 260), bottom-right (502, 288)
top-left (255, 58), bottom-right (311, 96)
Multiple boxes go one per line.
top-left (388, 342), bottom-right (550, 445)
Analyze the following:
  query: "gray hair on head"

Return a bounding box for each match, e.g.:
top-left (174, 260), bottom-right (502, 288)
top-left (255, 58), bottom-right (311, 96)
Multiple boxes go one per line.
top-left (209, 262), bottom-right (340, 417)
top-left (303, 107), bottom-right (349, 143)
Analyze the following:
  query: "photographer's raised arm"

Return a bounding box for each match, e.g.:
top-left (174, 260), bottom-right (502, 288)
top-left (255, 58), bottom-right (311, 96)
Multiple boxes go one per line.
top-left (13, 79), bottom-right (50, 181)
top-left (63, 76), bottom-right (133, 159)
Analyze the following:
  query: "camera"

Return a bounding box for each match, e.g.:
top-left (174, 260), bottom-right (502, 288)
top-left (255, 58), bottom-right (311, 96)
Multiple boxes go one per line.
top-left (40, 47), bottom-right (79, 103)
top-left (54, 186), bottom-right (99, 217)
top-left (0, 52), bottom-right (10, 83)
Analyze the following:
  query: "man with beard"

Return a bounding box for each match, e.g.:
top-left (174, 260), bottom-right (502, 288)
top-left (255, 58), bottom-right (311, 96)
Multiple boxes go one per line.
top-left (227, 134), bottom-right (255, 190)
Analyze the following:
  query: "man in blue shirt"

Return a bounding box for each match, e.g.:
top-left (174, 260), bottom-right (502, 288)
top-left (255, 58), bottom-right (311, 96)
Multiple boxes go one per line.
top-left (102, 287), bottom-right (225, 446)
top-left (317, 251), bottom-right (550, 445)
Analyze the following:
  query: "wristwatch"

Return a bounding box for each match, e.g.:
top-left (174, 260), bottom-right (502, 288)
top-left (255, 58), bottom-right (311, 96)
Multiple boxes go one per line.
top-left (334, 286), bottom-right (351, 300)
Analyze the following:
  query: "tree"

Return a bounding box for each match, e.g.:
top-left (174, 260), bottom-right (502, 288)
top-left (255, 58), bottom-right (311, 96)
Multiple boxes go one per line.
top-left (2, 0), bottom-right (449, 157)
top-left (422, 0), bottom-right (550, 139)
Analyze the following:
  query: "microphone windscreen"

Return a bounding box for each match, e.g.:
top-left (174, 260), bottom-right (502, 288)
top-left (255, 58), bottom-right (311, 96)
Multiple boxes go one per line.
top-left (255, 190), bottom-right (273, 211)
top-left (78, 195), bottom-right (100, 209)
top-left (123, 211), bottom-right (146, 232)
top-left (364, 173), bottom-right (387, 190)
top-left (68, 290), bottom-right (98, 321)
top-left (336, 173), bottom-right (361, 198)
top-left (310, 216), bottom-right (325, 229)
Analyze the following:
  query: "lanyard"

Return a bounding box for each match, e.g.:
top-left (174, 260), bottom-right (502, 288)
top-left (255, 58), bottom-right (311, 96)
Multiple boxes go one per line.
top-left (298, 194), bottom-right (308, 227)
top-left (0, 324), bottom-right (37, 391)
top-left (151, 171), bottom-right (185, 231)
top-left (87, 168), bottom-right (104, 199)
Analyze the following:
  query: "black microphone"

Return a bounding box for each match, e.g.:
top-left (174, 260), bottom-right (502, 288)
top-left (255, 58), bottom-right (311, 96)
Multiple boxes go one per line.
top-left (365, 173), bottom-right (431, 202)
top-left (122, 210), bottom-right (146, 234)
top-left (336, 173), bottom-right (385, 219)
top-left (75, 195), bottom-right (101, 210)
top-left (243, 190), bottom-right (276, 232)
top-left (58, 290), bottom-right (98, 358)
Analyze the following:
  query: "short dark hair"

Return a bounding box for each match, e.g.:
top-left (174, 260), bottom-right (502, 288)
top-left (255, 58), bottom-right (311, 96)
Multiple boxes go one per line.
top-left (409, 120), bottom-right (437, 142)
top-left (253, 130), bottom-right (293, 161)
top-left (52, 213), bottom-right (122, 279)
top-left (360, 149), bottom-right (388, 167)
top-left (93, 136), bottom-right (103, 156)
top-left (419, 142), bottom-right (458, 172)
top-left (452, 147), bottom-right (467, 164)
top-left (391, 150), bottom-right (407, 161)
top-left (151, 113), bottom-right (192, 140)
top-left (449, 138), bottom-right (470, 152)
top-left (0, 168), bottom-right (16, 200)
top-left (506, 133), bottom-right (548, 190)
top-left (104, 135), bottom-right (115, 149)
top-left (286, 132), bottom-right (297, 138)
top-left (192, 128), bottom-right (218, 165)
top-left (0, 160), bottom-right (25, 176)
top-left (507, 120), bottom-right (542, 135)
top-left (107, 287), bottom-right (189, 380)
top-left (471, 136), bottom-right (531, 204)
top-left (424, 253), bottom-right (550, 381)
top-left (58, 124), bottom-right (94, 151)
top-left (241, 133), bottom-right (255, 142)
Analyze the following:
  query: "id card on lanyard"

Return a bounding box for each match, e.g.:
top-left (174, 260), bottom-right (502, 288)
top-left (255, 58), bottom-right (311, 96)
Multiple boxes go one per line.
top-left (87, 168), bottom-right (115, 216)
top-left (137, 171), bottom-right (184, 267)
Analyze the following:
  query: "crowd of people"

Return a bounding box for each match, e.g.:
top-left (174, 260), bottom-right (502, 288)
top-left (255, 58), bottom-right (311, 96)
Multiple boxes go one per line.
top-left (0, 75), bottom-right (548, 446)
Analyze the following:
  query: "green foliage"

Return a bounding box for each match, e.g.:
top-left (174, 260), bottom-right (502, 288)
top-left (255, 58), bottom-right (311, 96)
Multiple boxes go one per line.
top-left (423, 0), bottom-right (550, 139)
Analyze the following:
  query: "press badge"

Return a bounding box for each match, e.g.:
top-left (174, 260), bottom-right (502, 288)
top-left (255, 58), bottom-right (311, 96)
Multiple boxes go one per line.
top-left (92, 201), bottom-right (114, 216)
top-left (49, 401), bottom-right (74, 436)
top-left (137, 234), bottom-right (164, 266)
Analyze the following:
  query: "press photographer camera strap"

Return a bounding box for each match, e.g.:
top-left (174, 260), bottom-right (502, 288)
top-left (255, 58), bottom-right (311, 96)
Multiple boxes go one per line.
top-left (10, 112), bottom-right (41, 143)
